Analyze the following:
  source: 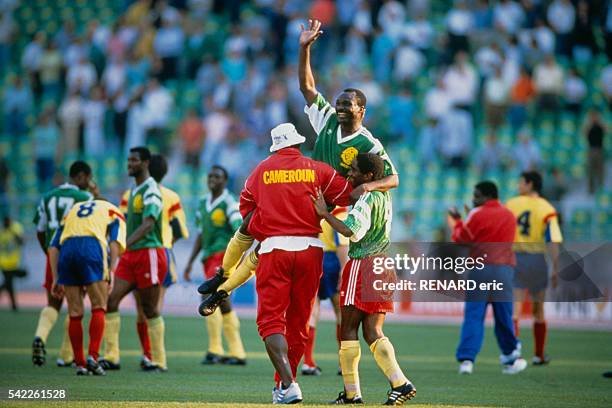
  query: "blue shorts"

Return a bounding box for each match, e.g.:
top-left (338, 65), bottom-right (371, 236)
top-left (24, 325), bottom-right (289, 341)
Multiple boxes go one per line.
top-left (318, 251), bottom-right (341, 300)
top-left (162, 248), bottom-right (177, 288)
top-left (58, 237), bottom-right (105, 286)
top-left (513, 252), bottom-right (548, 294)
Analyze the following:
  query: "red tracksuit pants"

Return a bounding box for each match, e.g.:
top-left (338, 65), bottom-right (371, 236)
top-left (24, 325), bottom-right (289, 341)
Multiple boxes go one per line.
top-left (255, 246), bottom-right (323, 380)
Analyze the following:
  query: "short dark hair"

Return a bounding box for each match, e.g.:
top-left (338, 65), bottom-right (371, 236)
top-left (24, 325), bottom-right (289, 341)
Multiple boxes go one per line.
top-left (343, 88), bottom-right (367, 108)
top-left (69, 160), bottom-right (92, 178)
top-left (129, 146), bottom-right (151, 162)
top-left (521, 171), bottom-right (542, 194)
top-left (211, 165), bottom-right (228, 180)
top-left (356, 153), bottom-right (384, 181)
top-left (149, 154), bottom-right (168, 183)
top-left (475, 181), bottom-right (499, 199)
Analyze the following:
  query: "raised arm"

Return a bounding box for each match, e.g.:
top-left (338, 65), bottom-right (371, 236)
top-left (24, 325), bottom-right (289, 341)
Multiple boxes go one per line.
top-left (299, 19), bottom-right (323, 106)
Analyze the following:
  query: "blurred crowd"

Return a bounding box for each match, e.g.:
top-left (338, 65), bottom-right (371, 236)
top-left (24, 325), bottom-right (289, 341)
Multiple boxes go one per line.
top-left (0, 0), bottom-right (610, 193)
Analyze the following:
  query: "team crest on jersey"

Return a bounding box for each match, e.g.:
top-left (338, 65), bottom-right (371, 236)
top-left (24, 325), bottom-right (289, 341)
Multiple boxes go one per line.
top-left (340, 147), bottom-right (359, 168)
top-left (132, 194), bottom-right (144, 213)
top-left (210, 208), bottom-right (227, 227)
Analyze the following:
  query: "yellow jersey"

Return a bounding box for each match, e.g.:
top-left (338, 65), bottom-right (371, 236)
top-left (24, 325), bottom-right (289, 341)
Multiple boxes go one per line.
top-left (506, 195), bottom-right (563, 253)
top-left (120, 185), bottom-right (189, 249)
top-left (319, 207), bottom-right (349, 252)
top-left (0, 221), bottom-right (24, 270)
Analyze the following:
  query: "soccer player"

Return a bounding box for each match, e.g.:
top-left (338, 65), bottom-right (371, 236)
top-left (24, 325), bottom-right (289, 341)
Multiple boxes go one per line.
top-left (449, 181), bottom-right (527, 375)
top-left (312, 153), bottom-right (416, 405)
top-left (197, 18), bottom-right (400, 297)
top-left (48, 199), bottom-right (126, 375)
top-left (100, 146), bottom-right (168, 372)
top-left (121, 154), bottom-right (189, 369)
top-left (31, 161), bottom-right (94, 367)
top-left (184, 165), bottom-right (246, 366)
top-left (302, 210), bottom-right (348, 376)
top-left (507, 171), bottom-right (562, 365)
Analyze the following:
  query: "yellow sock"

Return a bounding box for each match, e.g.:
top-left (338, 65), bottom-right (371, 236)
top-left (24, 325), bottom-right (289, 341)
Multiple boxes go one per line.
top-left (103, 312), bottom-right (121, 364)
top-left (206, 309), bottom-right (224, 355)
top-left (339, 340), bottom-right (362, 399)
top-left (369, 337), bottom-right (409, 388)
top-left (219, 251), bottom-right (258, 294)
top-left (147, 316), bottom-right (167, 369)
top-left (58, 315), bottom-right (74, 362)
top-left (221, 230), bottom-right (254, 275)
top-left (34, 306), bottom-right (58, 343)
top-left (222, 311), bottom-right (246, 359)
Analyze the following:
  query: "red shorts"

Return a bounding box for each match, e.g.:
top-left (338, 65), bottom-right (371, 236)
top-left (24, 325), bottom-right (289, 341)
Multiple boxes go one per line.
top-left (203, 251), bottom-right (224, 279)
top-left (115, 247), bottom-right (168, 289)
top-left (43, 254), bottom-right (52, 291)
top-left (340, 256), bottom-right (395, 314)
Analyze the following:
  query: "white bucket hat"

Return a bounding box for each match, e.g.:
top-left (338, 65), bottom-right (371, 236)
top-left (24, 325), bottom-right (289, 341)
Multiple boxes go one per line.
top-left (269, 123), bottom-right (306, 152)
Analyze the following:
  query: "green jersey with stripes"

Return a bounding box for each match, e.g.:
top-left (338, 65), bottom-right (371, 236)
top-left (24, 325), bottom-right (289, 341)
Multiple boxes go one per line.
top-left (344, 191), bottom-right (392, 259)
top-left (196, 189), bottom-right (242, 261)
top-left (304, 93), bottom-right (398, 178)
top-left (126, 177), bottom-right (163, 250)
top-left (33, 183), bottom-right (93, 249)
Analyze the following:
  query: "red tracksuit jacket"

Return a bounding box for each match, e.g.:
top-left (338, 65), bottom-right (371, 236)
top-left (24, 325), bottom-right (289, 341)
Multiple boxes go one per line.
top-left (240, 147), bottom-right (353, 242)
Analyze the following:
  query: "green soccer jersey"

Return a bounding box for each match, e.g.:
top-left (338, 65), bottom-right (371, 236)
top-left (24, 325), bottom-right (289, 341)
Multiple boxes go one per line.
top-left (196, 189), bottom-right (242, 261)
top-left (304, 93), bottom-right (398, 178)
top-left (126, 177), bottom-right (163, 250)
top-left (344, 191), bottom-right (392, 259)
top-left (33, 183), bottom-right (93, 249)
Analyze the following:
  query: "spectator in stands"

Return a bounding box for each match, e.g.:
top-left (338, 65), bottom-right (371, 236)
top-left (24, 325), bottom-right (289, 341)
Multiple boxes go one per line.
top-left (547, 0), bottom-right (575, 58)
top-left (125, 89), bottom-right (146, 155)
top-left (475, 42), bottom-right (502, 81)
top-left (606, 1), bottom-right (612, 60)
top-left (602, 63), bottom-right (612, 110)
top-left (0, 6), bottom-right (16, 75)
top-left (393, 37), bottom-right (425, 83)
top-left (33, 107), bottom-right (59, 191)
top-left (377, 0), bottom-right (406, 43)
top-left (521, 0), bottom-right (545, 29)
top-left (179, 109), bottom-right (205, 169)
top-left (542, 167), bottom-right (568, 204)
top-left (493, 0), bottom-right (525, 35)
top-left (445, 0), bottom-right (474, 57)
top-left (439, 107), bottom-right (473, 170)
top-left (572, 0), bottom-right (597, 63)
top-left (201, 98), bottom-right (231, 168)
top-left (67, 55), bottom-right (97, 96)
top-left (418, 118), bottom-right (440, 168)
top-left (58, 89), bottom-right (83, 160)
top-left (371, 27), bottom-right (395, 84)
top-left (508, 66), bottom-right (535, 137)
top-left (584, 109), bottom-right (606, 194)
top-left (563, 68), bottom-right (587, 128)
top-left (444, 51), bottom-right (478, 113)
top-left (142, 77), bottom-right (173, 151)
top-left (154, 12), bottom-right (184, 81)
top-left (533, 54), bottom-right (564, 131)
top-left (102, 56), bottom-right (127, 98)
top-left (22, 31), bottom-right (46, 105)
top-left (472, 0), bottom-right (493, 31)
top-left (404, 11), bottom-right (434, 57)
top-left (388, 86), bottom-right (417, 145)
top-left (533, 19), bottom-right (555, 55)
top-left (513, 130), bottom-right (542, 172)
top-left (425, 76), bottom-right (451, 120)
top-left (82, 86), bottom-right (107, 158)
top-left (2, 76), bottom-right (32, 141)
top-left (476, 132), bottom-right (510, 175)
top-left (483, 65), bottom-right (510, 133)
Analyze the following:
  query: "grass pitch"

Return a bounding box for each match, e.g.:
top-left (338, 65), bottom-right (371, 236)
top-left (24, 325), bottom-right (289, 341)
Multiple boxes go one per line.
top-left (0, 310), bottom-right (610, 407)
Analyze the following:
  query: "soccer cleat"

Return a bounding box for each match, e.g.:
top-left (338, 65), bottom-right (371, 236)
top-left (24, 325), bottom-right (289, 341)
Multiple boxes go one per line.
top-left (98, 359), bottom-right (121, 370)
top-left (384, 382), bottom-right (416, 405)
top-left (86, 356), bottom-right (106, 376)
top-left (458, 360), bottom-right (474, 374)
top-left (603, 371), bottom-right (612, 378)
top-left (272, 387), bottom-right (279, 403)
top-left (32, 337), bottom-right (46, 366)
top-left (197, 268), bottom-right (227, 295)
top-left (332, 391), bottom-right (364, 404)
top-left (56, 358), bottom-right (75, 368)
top-left (198, 290), bottom-right (229, 316)
top-left (221, 356), bottom-right (247, 366)
top-left (76, 366), bottom-right (89, 376)
top-left (140, 355), bottom-right (153, 370)
top-left (142, 364), bottom-right (168, 373)
top-left (274, 382), bottom-right (303, 404)
top-left (532, 355), bottom-right (551, 366)
top-left (502, 358), bottom-right (527, 374)
top-left (337, 366), bottom-right (342, 376)
top-left (301, 364), bottom-right (322, 376)
top-left (201, 352), bottom-right (223, 365)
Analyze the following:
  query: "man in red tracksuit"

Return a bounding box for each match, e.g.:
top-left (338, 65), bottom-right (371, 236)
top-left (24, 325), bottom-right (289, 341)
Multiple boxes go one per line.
top-left (239, 122), bottom-right (352, 404)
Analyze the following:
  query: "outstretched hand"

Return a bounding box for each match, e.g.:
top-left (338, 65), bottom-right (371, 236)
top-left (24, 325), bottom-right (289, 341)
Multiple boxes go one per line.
top-left (299, 19), bottom-right (323, 47)
top-left (310, 187), bottom-right (328, 216)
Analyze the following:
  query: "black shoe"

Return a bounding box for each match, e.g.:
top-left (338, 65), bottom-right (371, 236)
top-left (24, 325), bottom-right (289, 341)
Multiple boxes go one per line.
top-left (98, 359), bottom-right (121, 370)
top-left (338, 366), bottom-right (342, 376)
top-left (332, 391), bottom-right (364, 404)
top-left (86, 356), bottom-right (106, 376)
top-left (384, 383), bottom-right (416, 406)
top-left (197, 268), bottom-right (227, 295)
top-left (56, 358), bottom-right (75, 367)
top-left (302, 364), bottom-right (322, 376)
top-left (198, 290), bottom-right (229, 316)
top-left (76, 366), bottom-right (89, 376)
top-left (32, 337), bottom-right (46, 366)
top-left (140, 356), bottom-right (153, 370)
top-left (532, 355), bottom-right (551, 366)
top-left (221, 356), bottom-right (247, 366)
top-left (201, 352), bottom-right (223, 365)
top-left (603, 371), bottom-right (612, 378)
top-left (142, 363), bottom-right (167, 373)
